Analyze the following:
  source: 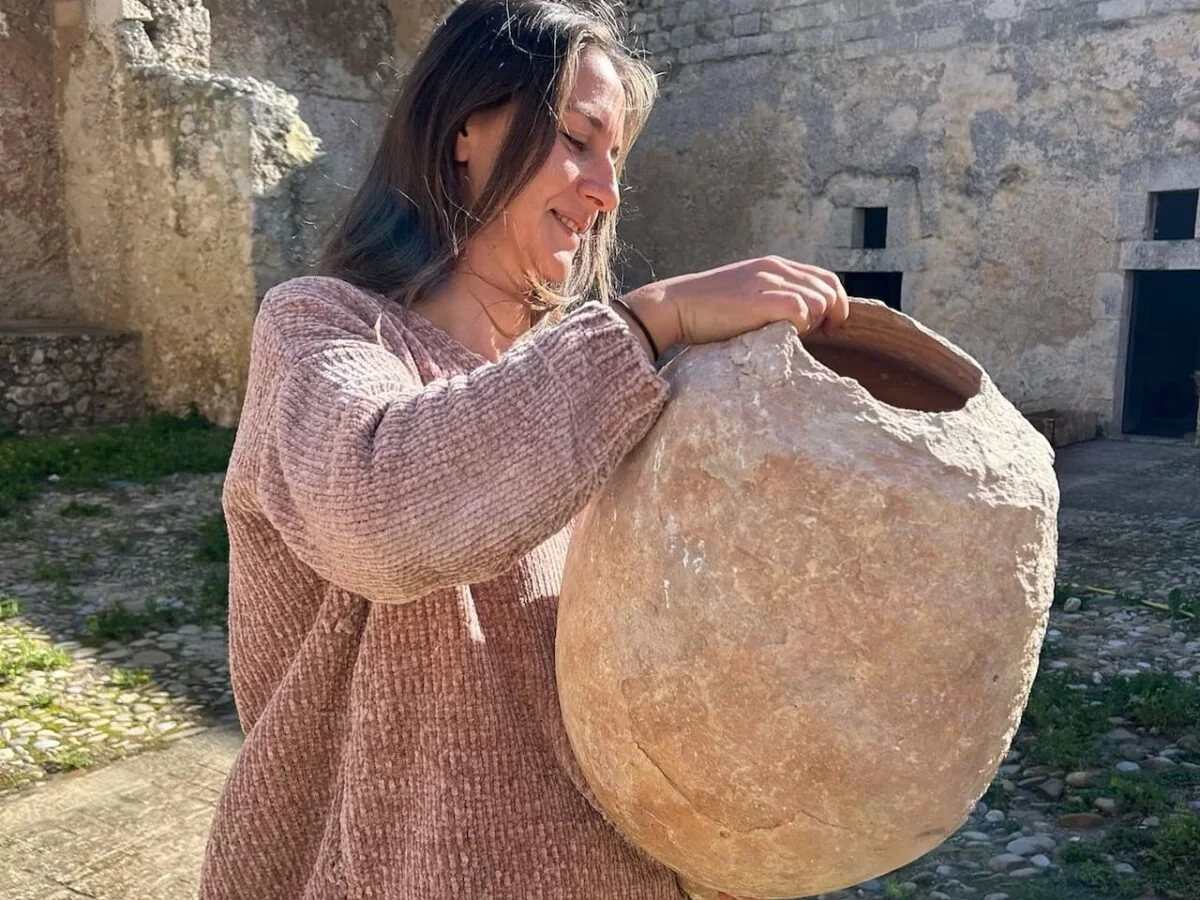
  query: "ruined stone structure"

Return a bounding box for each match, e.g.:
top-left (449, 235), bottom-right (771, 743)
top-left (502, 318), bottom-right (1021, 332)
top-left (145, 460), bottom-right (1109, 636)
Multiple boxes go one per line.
top-left (1, 0), bottom-right (450, 431)
top-left (620, 0), bottom-right (1200, 441)
top-left (2, 0), bottom-right (1198, 438)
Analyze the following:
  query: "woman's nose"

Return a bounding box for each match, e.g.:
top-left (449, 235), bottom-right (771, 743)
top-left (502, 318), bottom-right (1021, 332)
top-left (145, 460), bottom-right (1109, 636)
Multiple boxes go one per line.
top-left (581, 157), bottom-right (620, 214)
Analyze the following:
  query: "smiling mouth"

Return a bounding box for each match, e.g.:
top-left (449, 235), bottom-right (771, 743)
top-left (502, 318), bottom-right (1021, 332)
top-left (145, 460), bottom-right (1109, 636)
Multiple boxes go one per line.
top-left (552, 210), bottom-right (588, 235)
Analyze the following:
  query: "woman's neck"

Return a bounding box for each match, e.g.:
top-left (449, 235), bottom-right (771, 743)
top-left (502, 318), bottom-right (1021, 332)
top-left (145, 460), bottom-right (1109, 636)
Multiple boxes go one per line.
top-left (413, 270), bottom-right (532, 362)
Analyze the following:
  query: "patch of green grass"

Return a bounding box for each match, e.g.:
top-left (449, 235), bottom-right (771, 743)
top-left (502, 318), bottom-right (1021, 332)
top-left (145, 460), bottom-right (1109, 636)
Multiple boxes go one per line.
top-left (0, 596), bottom-right (19, 620)
top-left (198, 570), bottom-right (229, 620)
top-left (1019, 671), bottom-right (1200, 769)
top-left (1109, 672), bottom-right (1200, 731)
top-left (0, 512), bottom-right (33, 538)
top-left (1020, 672), bottom-right (1110, 768)
top-left (33, 556), bottom-right (73, 584)
top-left (1008, 843), bottom-right (1144, 900)
top-left (83, 589), bottom-right (225, 644)
top-left (1143, 812), bottom-right (1200, 893)
top-left (982, 781), bottom-right (1011, 811)
top-left (24, 693), bottom-right (55, 709)
top-left (1165, 587), bottom-right (1198, 622)
top-left (196, 513), bottom-right (229, 563)
top-left (0, 631), bottom-right (72, 678)
top-left (59, 500), bottom-right (111, 518)
top-left (1054, 582), bottom-right (1081, 607)
top-left (85, 598), bottom-right (184, 643)
top-left (0, 408), bottom-right (233, 517)
top-left (0, 770), bottom-right (29, 792)
top-left (108, 666), bottom-right (152, 687)
top-left (1040, 638), bottom-right (1070, 659)
top-left (44, 748), bottom-right (91, 772)
top-left (104, 531), bottom-right (136, 553)
top-left (1099, 812), bottom-right (1200, 897)
top-left (1106, 773), bottom-right (1170, 816)
top-left (51, 581), bottom-right (81, 606)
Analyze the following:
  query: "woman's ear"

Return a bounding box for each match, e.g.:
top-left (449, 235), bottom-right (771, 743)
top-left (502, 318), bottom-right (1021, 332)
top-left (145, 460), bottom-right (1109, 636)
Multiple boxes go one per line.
top-left (455, 118), bottom-right (474, 165)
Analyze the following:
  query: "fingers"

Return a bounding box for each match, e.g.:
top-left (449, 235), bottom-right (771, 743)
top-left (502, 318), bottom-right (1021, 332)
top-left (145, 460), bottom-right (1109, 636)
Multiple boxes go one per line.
top-left (759, 257), bottom-right (848, 333)
top-left (758, 290), bottom-right (824, 336)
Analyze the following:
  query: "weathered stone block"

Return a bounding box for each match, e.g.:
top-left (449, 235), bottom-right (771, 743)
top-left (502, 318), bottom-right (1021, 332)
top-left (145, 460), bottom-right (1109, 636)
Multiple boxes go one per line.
top-left (984, 0), bottom-right (1021, 19)
top-left (737, 32), bottom-right (780, 54)
top-left (770, 2), bottom-right (835, 31)
top-left (679, 0), bottom-right (705, 24)
top-left (918, 24), bottom-right (964, 50)
top-left (842, 36), bottom-right (884, 58)
top-left (839, 15), bottom-right (884, 41)
top-left (647, 30), bottom-right (673, 53)
top-left (1146, 156), bottom-right (1200, 193)
top-left (698, 18), bottom-right (734, 42)
top-left (733, 12), bottom-right (762, 35)
top-left (1115, 192), bottom-right (1152, 240)
top-left (1120, 241), bottom-right (1200, 270)
top-left (1097, 0), bottom-right (1148, 19)
top-left (1024, 409), bottom-right (1100, 447)
top-left (671, 24), bottom-right (699, 47)
top-left (679, 42), bottom-right (724, 63)
top-left (791, 24), bottom-right (837, 48)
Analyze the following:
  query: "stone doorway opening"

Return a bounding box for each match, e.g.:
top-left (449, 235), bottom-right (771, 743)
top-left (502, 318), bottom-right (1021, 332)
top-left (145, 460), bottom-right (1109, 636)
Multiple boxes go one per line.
top-left (1122, 270), bottom-right (1200, 439)
top-left (839, 272), bottom-right (904, 311)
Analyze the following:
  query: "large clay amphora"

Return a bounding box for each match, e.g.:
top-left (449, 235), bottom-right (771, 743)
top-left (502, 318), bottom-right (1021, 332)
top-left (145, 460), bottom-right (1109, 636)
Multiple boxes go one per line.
top-left (556, 300), bottom-right (1059, 898)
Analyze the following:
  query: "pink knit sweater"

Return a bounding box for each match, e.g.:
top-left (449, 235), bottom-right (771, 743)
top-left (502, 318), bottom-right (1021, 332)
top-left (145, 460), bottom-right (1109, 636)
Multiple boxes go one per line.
top-left (199, 276), bottom-right (687, 899)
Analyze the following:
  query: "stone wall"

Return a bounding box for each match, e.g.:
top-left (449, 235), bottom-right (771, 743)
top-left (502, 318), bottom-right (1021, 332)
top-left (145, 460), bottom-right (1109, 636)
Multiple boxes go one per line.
top-left (619, 0), bottom-right (1200, 424)
top-left (0, 323), bottom-right (144, 433)
top-left (205, 0), bottom-right (399, 268)
top-left (56, 0), bottom-right (322, 426)
top-left (0, 0), bottom-right (73, 320)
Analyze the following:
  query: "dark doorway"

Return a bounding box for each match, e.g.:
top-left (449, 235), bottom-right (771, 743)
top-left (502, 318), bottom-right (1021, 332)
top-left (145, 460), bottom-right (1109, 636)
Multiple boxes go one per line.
top-left (839, 272), bottom-right (903, 311)
top-left (1123, 270), bottom-right (1200, 438)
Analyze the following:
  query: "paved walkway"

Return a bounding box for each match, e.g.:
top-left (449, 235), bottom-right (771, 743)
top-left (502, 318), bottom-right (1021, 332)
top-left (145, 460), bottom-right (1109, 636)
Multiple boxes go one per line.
top-left (0, 438), bottom-right (1195, 900)
top-left (0, 726), bottom-right (241, 899)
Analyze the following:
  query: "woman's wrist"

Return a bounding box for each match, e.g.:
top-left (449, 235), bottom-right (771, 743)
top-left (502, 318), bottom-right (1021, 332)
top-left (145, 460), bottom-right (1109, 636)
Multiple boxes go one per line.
top-left (616, 280), bottom-right (680, 356)
top-left (612, 297), bottom-right (661, 360)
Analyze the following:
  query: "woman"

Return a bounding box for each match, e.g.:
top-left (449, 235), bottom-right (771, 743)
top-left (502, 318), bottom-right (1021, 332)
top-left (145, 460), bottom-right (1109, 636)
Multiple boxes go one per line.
top-left (199, 0), bottom-right (848, 898)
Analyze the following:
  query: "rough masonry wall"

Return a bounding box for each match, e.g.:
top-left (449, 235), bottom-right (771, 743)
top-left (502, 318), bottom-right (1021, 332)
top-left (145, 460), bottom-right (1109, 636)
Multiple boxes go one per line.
top-left (205, 0), bottom-right (397, 269)
top-left (0, 324), bottom-right (144, 433)
top-left (619, 0), bottom-right (1200, 421)
top-left (59, 0), bottom-right (320, 426)
top-left (0, 0), bottom-right (73, 320)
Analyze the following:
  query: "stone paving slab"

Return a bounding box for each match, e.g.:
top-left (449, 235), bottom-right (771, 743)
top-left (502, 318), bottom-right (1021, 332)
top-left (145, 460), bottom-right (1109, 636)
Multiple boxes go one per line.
top-left (0, 725), bottom-right (242, 900)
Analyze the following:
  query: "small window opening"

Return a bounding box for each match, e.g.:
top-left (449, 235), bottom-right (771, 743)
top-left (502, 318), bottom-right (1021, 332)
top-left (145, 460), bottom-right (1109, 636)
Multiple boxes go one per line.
top-left (1151, 190), bottom-right (1198, 241)
top-left (852, 207), bottom-right (888, 249)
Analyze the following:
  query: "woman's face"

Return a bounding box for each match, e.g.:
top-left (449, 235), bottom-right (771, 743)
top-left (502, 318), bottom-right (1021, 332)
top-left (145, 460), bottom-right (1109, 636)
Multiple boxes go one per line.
top-left (456, 47), bottom-right (625, 290)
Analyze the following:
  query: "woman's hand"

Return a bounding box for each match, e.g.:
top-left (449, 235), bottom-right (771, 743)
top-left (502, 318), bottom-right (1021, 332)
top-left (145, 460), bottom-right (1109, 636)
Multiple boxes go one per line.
top-left (621, 256), bottom-right (850, 353)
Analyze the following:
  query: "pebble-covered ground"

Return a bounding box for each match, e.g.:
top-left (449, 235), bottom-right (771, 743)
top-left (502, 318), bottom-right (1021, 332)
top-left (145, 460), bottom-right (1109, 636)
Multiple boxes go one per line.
top-left (1, 441), bottom-right (1198, 900)
top-left (0, 472), bottom-right (232, 791)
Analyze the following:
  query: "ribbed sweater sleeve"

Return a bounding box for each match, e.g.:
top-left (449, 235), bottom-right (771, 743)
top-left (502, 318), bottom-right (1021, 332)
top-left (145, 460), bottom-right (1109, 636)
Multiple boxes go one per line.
top-left (248, 279), bottom-right (669, 604)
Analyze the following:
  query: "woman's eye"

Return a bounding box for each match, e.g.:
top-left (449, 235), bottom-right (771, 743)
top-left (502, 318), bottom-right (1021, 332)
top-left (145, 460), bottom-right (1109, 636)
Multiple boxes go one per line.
top-left (561, 131), bottom-right (587, 152)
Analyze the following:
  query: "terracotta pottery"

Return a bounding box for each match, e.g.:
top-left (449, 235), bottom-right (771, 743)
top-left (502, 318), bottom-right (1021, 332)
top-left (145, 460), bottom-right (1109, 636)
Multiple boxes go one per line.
top-left (555, 300), bottom-right (1059, 899)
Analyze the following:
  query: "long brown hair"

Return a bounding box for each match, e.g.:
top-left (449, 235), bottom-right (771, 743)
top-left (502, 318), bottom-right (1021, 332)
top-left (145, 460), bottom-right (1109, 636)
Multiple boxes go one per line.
top-left (318, 0), bottom-right (658, 326)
